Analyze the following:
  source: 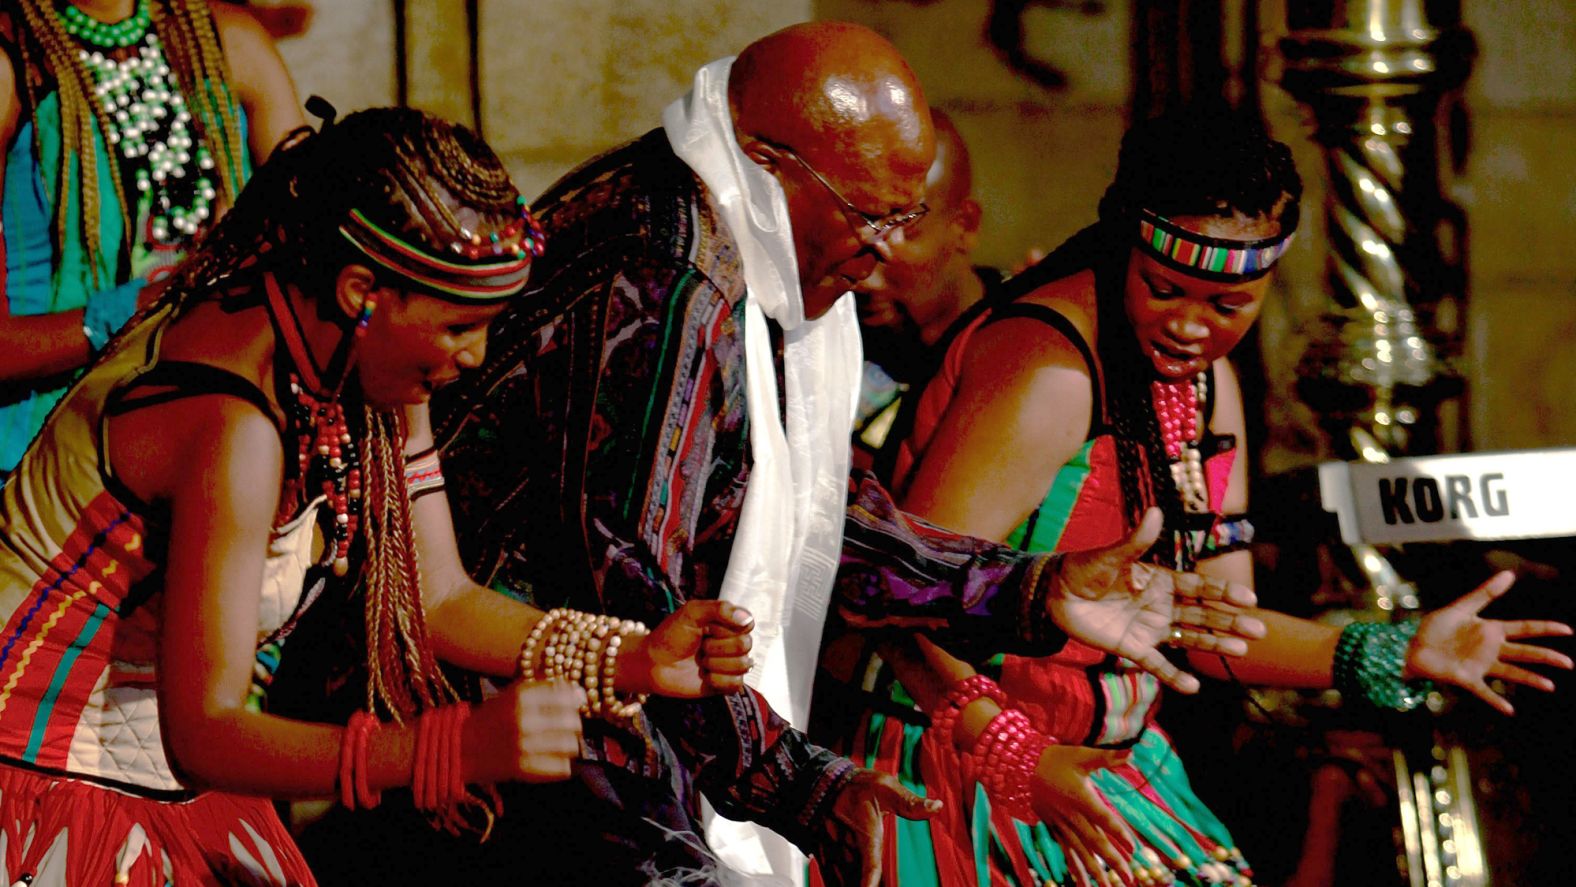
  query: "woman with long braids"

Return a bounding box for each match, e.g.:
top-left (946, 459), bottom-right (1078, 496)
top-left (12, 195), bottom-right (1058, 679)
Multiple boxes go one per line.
top-left (0, 105), bottom-right (755, 884)
top-left (0, 0), bottom-right (303, 470)
top-left (821, 107), bottom-right (1572, 887)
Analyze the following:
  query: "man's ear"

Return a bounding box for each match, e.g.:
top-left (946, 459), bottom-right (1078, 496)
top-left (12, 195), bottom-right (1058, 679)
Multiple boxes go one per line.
top-left (955, 197), bottom-right (983, 254)
top-left (334, 264), bottom-right (379, 322)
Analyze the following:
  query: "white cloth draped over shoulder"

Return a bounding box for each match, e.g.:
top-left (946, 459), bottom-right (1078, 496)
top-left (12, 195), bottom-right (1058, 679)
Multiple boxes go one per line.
top-left (663, 57), bottom-right (864, 887)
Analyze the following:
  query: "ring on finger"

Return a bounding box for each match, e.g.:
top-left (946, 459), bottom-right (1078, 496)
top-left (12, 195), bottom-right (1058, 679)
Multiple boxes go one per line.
top-left (1167, 626), bottom-right (1184, 646)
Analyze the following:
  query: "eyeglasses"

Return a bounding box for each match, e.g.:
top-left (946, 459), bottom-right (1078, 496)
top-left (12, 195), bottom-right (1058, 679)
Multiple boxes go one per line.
top-left (767, 141), bottom-right (929, 243)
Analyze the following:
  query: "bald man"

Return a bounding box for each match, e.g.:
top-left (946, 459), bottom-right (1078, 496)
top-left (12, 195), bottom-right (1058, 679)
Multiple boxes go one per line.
top-left (851, 110), bottom-right (1005, 468)
top-left (419, 21), bottom-right (1253, 886)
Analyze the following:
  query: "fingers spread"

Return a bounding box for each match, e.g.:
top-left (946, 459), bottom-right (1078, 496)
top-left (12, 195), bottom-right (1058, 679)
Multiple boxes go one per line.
top-left (1451, 571), bottom-right (1516, 616)
top-left (869, 771), bottom-right (940, 821)
top-left (1173, 629), bottom-right (1249, 658)
top-left (1124, 646), bottom-right (1200, 695)
top-left (1488, 661), bottom-right (1557, 692)
top-left (1501, 619), bottom-right (1574, 641)
top-left (1464, 679), bottom-right (1515, 716)
top-left (1501, 642), bottom-right (1574, 670)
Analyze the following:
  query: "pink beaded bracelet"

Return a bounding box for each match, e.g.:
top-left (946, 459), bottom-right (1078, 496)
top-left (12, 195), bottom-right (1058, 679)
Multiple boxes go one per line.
top-left (969, 707), bottom-right (1052, 822)
top-left (928, 673), bottom-right (1007, 750)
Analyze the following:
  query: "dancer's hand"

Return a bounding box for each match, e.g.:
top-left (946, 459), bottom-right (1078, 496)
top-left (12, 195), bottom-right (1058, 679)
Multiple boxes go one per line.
top-left (813, 769), bottom-right (942, 887)
top-left (1047, 509), bottom-right (1264, 694)
top-left (1031, 747), bottom-right (1137, 887)
top-left (619, 600), bottom-right (755, 698)
top-left (1406, 571), bottom-right (1573, 715)
top-left (465, 680), bottom-right (584, 784)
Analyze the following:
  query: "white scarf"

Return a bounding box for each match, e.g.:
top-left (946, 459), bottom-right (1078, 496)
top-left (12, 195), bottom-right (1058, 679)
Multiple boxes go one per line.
top-left (663, 58), bottom-right (864, 886)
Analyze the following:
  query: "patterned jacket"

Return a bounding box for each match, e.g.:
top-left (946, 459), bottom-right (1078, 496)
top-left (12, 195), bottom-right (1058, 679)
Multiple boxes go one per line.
top-left (433, 130), bottom-right (1066, 848)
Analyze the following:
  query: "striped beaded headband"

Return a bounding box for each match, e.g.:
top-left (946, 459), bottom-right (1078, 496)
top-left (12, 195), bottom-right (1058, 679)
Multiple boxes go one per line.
top-left (337, 200), bottom-right (545, 303)
top-left (1136, 209), bottom-right (1294, 281)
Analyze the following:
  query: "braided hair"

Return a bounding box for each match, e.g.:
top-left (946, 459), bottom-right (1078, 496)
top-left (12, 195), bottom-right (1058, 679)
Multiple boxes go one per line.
top-left (10, 0), bottom-right (246, 284)
top-left (168, 106), bottom-right (523, 722)
top-left (1012, 106), bottom-right (1301, 569)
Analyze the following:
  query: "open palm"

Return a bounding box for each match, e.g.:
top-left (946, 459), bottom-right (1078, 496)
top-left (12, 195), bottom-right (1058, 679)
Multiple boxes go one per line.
top-left (1047, 509), bottom-right (1264, 694)
top-left (1407, 571), bottom-right (1573, 715)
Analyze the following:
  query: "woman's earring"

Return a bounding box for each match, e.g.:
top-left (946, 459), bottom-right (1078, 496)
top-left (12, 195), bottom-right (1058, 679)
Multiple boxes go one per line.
top-left (355, 295), bottom-right (377, 337)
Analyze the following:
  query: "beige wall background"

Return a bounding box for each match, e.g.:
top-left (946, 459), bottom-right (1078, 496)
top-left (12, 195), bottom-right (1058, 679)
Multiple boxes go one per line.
top-left (271, 0), bottom-right (810, 202)
top-left (267, 0), bottom-right (1576, 459)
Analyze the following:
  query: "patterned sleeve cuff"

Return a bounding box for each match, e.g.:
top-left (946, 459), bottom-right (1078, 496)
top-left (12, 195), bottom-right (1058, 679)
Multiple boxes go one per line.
top-left (1020, 552), bottom-right (1069, 652)
top-left (795, 754), bottom-right (857, 839)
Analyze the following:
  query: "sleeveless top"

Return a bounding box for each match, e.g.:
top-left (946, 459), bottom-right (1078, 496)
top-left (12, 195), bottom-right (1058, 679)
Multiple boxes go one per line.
top-left (890, 300), bottom-right (1241, 746)
top-left (0, 71), bottom-right (251, 470)
top-left (0, 303), bottom-right (322, 795)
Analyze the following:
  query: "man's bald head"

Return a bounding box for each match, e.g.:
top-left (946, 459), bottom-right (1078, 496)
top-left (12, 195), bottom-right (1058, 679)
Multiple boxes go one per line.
top-left (855, 107), bottom-right (986, 377)
top-left (728, 22), bottom-right (935, 318)
top-left (925, 109), bottom-right (973, 216)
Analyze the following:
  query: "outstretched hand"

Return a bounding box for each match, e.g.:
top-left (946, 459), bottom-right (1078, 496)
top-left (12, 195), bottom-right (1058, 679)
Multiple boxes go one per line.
top-left (620, 600), bottom-right (755, 699)
top-left (1407, 571), bottom-right (1573, 715)
top-left (812, 769), bottom-right (942, 887)
top-left (1048, 508), bottom-right (1265, 694)
top-left (1031, 746), bottom-right (1137, 887)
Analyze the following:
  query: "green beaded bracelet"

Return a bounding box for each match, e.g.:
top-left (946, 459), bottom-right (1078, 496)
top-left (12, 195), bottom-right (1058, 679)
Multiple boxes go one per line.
top-left (1333, 620), bottom-right (1434, 711)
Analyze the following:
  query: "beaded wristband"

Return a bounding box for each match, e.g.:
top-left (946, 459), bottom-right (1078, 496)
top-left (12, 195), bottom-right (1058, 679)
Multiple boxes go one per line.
top-left (339, 710), bottom-right (381, 810)
top-left (518, 609), bottom-right (565, 679)
top-left (929, 673), bottom-right (1008, 750)
top-left (403, 447), bottom-right (445, 501)
top-left (969, 707), bottom-right (1052, 821)
top-left (413, 704), bottom-right (436, 811)
top-left (1333, 620), bottom-right (1434, 711)
top-left (519, 609), bottom-right (650, 721)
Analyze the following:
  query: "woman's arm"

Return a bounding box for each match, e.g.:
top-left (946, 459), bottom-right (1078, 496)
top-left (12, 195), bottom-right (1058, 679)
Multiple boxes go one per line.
top-left (900, 314), bottom-right (1096, 540)
top-left (0, 40), bottom-right (104, 383)
top-left (151, 396), bottom-right (582, 796)
top-left (209, 1), bottom-right (305, 161)
top-left (1188, 357), bottom-right (1343, 685)
top-left (1188, 360), bottom-right (1572, 704)
top-left (406, 403), bottom-right (754, 696)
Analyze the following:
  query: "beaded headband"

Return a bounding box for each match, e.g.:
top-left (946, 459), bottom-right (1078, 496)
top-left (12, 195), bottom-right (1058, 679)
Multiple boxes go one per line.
top-left (337, 198), bottom-right (546, 303)
top-left (1136, 209), bottom-right (1294, 281)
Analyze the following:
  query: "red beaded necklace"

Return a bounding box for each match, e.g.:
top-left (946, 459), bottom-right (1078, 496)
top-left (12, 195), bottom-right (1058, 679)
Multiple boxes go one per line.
top-left (1150, 372), bottom-right (1209, 515)
top-left (265, 274), bottom-right (364, 576)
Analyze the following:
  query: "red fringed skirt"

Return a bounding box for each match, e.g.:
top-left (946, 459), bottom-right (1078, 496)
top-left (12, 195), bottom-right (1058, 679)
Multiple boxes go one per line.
top-left (0, 763), bottom-right (316, 885)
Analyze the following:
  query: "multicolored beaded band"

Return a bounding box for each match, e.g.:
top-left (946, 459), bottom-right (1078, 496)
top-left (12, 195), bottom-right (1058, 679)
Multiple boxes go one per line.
top-left (1204, 514), bottom-right (1255, 557)
top-left (1137, 209), bottom-right (1294, 281)
top-left (404, 447), bottom-right (445, 501)
top-left (338, 201), bottom-right (543, 303)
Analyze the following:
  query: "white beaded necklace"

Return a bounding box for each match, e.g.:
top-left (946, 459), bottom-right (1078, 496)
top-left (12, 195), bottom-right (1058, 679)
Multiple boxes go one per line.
top-left (68, 11), bottom-right (217, 243)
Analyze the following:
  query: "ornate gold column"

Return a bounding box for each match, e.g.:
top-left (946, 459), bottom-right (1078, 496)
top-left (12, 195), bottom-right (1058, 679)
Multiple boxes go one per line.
top-left (1274, 3), bottom-right (1484, 886)
top-left (1277, 0), bottom-right (1471, 459)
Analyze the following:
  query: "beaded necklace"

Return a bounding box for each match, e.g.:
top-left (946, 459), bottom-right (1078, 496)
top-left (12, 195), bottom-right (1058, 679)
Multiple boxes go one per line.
top-left (1151, 371), bottom-right (1211, 567)
top-left (1151, 371), bottom-right (1209, 514)
top-left (59, 0), bottom-right (218, 243)
top-left (264, 274), bottom-right (364, 578)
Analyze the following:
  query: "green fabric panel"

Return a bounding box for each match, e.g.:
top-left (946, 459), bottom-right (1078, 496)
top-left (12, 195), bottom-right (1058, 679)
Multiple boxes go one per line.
top-left (1005, 437), bottom-right (1096, 551)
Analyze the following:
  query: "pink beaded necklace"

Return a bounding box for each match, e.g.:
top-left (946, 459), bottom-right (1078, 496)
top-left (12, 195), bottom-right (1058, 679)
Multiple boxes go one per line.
top-left (1150, 371), bottom-right (1209, 515)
